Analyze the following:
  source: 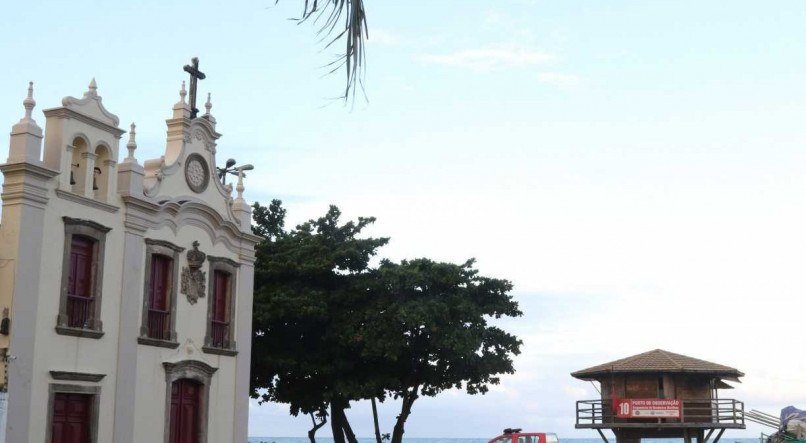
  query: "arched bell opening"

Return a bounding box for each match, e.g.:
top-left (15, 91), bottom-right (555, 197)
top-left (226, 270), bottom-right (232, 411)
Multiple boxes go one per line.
top-left (70, 136), bottom-right (89, 194)
top-left (93, 144), bottom-right (112, 201)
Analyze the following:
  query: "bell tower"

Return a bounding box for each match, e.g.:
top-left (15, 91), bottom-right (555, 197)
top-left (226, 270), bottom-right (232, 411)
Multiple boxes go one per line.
top-left (42, 79), bottom-right (125, 202)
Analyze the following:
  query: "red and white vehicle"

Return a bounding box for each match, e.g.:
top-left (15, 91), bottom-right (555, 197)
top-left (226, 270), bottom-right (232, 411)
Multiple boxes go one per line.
top-left (488, 428), bottom-right (560, 443)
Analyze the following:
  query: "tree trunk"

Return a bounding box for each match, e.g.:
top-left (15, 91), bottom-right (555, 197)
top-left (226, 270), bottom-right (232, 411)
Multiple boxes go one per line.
top-left (391, 387), bottom-right (419, 443)
top-left (371, 398), bottom-right (383, 443)
top-left (339, 408), bottom-right (359, 443)
top-left (308, 412), bottom-right (327, 443)
top-left (331, 403), bottom-right (346, 443)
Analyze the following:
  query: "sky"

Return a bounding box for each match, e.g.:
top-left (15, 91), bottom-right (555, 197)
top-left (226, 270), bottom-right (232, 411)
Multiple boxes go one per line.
top-left (2, 0), bottom-right (806, 439)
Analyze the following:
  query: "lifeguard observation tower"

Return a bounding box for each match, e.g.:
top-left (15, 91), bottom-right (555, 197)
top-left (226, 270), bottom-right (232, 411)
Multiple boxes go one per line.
top-left (572, 349), bottom-right (745, 443)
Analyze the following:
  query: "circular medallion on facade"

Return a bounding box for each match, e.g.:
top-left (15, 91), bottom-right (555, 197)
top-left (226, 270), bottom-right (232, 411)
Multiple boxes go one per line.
top-left (184, 153), bottom-right (210, 193)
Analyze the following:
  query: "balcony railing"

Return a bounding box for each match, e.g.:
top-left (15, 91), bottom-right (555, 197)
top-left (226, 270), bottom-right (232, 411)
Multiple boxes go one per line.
top-left (210, 320), bottom-right (229, 348)
top-left (576, 398), bottom-right (745, 428)
top-left (66, 294), bottom-right (94, 329)
top-left (147, 309), bottom-right (171, 340)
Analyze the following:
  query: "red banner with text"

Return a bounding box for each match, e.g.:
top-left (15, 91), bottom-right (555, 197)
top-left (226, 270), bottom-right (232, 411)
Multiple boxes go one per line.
top-left (615, 399), bottom-right (681, 418)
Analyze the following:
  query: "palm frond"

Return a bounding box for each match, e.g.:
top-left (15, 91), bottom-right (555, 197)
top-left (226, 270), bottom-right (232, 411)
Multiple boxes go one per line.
top-left (282, 0), bottom-right (368, 101)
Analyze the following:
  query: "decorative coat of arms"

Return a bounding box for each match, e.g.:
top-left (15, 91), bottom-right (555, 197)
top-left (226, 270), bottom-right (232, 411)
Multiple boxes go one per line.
top-left (181, 241), bottom-right (207, 304)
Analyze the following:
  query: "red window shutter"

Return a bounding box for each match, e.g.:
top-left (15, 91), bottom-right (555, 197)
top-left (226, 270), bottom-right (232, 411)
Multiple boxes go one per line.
top-left (149, 255), bottom-right (172, 311)
top-left (210, 271), bottom-right (230, 347)
top-left (68, 236), bottom-right (94, 298)
top-left (212, 271), bottom-right (229, 323)
top-left (67, 236), bottom-right (95, 328)
top-left (147, 255), bottom-right (173, 339)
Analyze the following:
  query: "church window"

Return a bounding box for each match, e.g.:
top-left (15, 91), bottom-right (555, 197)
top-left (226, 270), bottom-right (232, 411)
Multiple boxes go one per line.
top-left (67, 236), bottom-right (94, 328)
top-left (57, 218), bottom-right (110, 339)
top-left (139, 239), bottom-right (183, 348)
top-left (211, 271), bottom-right (230, 347)
top-left (203, 257), bottom-right (239, 356)
top-left (147, 254), bottom-right (173, 340)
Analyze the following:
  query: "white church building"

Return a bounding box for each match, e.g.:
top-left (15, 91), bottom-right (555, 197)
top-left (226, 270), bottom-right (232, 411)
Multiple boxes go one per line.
top-left (0, 61), bottom-right (260, 443)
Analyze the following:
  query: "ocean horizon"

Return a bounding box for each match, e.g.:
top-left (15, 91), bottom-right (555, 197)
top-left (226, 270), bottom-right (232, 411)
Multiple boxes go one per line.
top-left (248, 438), bottom-right (761, 443)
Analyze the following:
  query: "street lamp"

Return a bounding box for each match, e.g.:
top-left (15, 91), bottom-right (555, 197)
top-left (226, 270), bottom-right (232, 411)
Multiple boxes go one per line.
top-left (216, 158), bottom-right (254, 185)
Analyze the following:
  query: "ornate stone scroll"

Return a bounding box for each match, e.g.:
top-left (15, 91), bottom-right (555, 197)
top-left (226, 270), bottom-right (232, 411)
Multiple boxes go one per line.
top-left (181, 241), bottom-right (207, 304)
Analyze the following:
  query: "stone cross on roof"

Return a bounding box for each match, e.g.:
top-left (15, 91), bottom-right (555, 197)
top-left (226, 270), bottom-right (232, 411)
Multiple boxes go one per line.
top-left (183, 57), bottom-right (206, 119)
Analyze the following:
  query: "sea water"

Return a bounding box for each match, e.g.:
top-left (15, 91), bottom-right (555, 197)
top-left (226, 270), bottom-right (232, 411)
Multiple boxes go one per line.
top-left (248, 438), bottom-right (761, 443)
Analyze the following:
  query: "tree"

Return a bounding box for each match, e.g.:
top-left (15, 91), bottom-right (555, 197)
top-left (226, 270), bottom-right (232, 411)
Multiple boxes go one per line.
top-left (281, 0), bottom-right (368, 100)
top-left (250, 200), bottom-right (388, 443)
top-left (362, 258), bottom-right (523, 443)
top-left (250, 202), bottom-right (523, 443)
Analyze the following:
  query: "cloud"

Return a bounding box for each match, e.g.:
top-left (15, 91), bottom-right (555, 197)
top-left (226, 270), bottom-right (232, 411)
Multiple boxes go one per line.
top-left (483, 9), bottom-right (508, 29)
top-left (562, 385), bottom-right (589, 398)
top-left (536, 72), bottom-right (580, 87)
top-left (416, 47), bottom-right (555, 71)
top-left (482, 8), bottom-right (540, 43)
top-left (368, 29), bottom-right (401, 46)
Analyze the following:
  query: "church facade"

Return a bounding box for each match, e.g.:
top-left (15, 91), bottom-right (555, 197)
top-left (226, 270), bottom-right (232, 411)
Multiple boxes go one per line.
top-left (0, 65), bottom-right (260, 443)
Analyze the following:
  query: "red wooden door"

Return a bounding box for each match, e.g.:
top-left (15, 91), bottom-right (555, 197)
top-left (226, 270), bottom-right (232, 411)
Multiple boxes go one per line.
top-left (51, 393), bottom-right (91, 443)
top-left (169, 379), bottom-right (201, 443)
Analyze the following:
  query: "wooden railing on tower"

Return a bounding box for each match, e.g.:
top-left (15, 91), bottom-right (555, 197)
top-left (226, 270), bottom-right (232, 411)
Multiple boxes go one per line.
top-left (576, 398), bottom-right (745, 428)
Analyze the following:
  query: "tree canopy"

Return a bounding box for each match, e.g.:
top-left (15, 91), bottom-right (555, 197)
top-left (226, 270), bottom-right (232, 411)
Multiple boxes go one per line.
top-left (250, 200), bottom-right (523, 443)
top-left (251, 201), bottom-right (388, 442)
top-left (363, 258), bottom-right (523, 443)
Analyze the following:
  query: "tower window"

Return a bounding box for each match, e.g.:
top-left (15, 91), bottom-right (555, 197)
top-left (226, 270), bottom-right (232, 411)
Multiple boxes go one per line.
top-left (146, 254), bottom-right (173, 340)
top-left (57, 217), bottom-right (110, 338)
top-left (203, 256), bottom-right (239, 356)
top-left (138, 239), bottom-right (184, 348)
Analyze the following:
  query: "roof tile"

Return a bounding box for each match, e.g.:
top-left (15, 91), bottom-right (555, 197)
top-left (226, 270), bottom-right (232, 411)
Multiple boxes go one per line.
top-left (571, 349), bottom-right (744, 380)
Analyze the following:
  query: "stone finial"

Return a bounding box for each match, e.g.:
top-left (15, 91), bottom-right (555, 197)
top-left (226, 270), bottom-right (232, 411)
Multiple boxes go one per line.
top-left (8, 81), bottom-right (44, 164)
top-left (22, 81), bottom-right (36, 121)
top-left (125, 123), bottom-right (137, 162)
top-left (232, 167), bottom-right (252, 228)
top-left (118, 121), bottom-right (144, 196)
top-left (203, 92), bottom-right (217, 124)
top-left (172, 81), bottom-right (191, 119)
top-left (85, 78), bottom-right (98, 98)
top-left (179, 81), bottom-right (187, 104)
top-left (235, 168), bottom-right (245, 201)
top-left (16, 81), bottom-right (40, 128)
